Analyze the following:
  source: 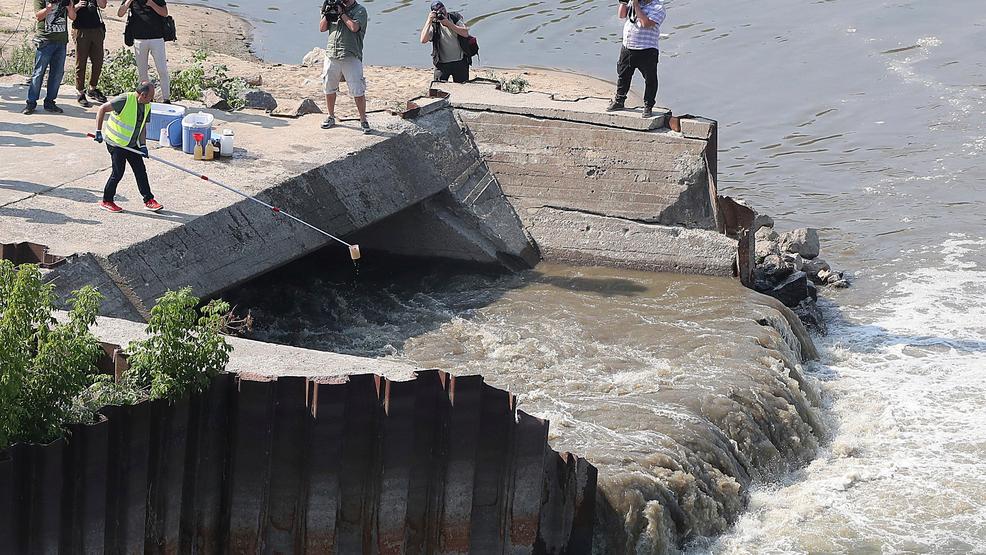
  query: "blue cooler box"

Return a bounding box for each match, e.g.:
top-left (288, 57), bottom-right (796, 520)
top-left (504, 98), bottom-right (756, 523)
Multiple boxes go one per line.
top-left (147, 103), bottom-right (185, 142)
top-left (181, 112), bottom-right (215, 154)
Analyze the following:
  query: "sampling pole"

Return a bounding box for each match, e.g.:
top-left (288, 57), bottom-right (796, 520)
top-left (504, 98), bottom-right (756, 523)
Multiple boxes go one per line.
top-left (87, 134), bottom-right (361, 261)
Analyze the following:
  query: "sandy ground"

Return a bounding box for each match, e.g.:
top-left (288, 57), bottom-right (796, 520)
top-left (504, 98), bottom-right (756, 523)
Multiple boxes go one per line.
top-left (0, 0), bottom-right (626, 120)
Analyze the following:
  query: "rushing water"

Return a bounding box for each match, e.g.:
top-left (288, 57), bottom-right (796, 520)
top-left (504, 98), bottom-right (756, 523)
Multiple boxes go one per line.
top-left (212, 0), bottom-right (986, 552)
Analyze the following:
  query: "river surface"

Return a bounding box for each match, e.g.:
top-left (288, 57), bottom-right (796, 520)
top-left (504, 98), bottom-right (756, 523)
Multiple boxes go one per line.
top-left (212, 0), bottom-right (986, 552)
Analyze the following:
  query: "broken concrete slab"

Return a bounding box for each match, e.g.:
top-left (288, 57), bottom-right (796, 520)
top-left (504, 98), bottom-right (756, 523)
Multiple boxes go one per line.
top-left (0, 82), bottom-right (538, 320)
top-left (525, 207), bottom-right (737, 276)
top-left (433, 82), bottom-right (670, 131)
top-left (271, 98), bottom-right (322, 118)
top-left (680, 117), bottom-right (716, 140)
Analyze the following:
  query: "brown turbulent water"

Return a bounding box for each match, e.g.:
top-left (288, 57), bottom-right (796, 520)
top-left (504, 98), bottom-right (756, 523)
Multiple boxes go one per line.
top-left (212, 0), bottom-right (986, 551)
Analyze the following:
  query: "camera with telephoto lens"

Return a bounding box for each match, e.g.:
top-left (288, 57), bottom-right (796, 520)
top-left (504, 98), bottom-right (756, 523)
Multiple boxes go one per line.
top-left (321, 0), bottom-right (343, 20)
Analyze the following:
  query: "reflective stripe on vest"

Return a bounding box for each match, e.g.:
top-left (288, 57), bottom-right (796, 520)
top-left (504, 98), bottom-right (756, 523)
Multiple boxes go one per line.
top-left (104, 92), bottom-right (149, 147)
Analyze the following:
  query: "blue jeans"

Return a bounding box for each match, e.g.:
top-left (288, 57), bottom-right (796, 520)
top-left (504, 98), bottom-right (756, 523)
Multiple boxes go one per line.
top-left (26, 41), bottom-right (67, 108)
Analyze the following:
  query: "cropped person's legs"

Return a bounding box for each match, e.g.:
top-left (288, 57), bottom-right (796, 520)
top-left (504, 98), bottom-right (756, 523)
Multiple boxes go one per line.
top-left (26, 45), bottom-right (54, 109)
top-left (103, 145), bottom-right (129, 202)
top-left (43, 43), bottom-right (67, 106)
top-left (637, 48), bottom-right (659, 108)
top-left (148, 39), bottom-right (170, 101)
top-left (450, 59), bottom-right (469, 83)
top-left (126, 151), bottom-right (154, 202)
top-left (322, 56), bottom-right (344, 122)
top-left (89, 29), bottom-right (106, 91)
top-left (611, 46), bottom-right (634, 108)
top-left (134, 40), bottom-right (151, 84)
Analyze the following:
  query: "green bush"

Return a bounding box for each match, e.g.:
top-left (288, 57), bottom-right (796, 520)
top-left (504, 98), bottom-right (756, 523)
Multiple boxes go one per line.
top-left (1, 261), bottom-right (233, 449)
top-left (97, 48), bottom-right (139, 97)
top-left (0, 40), bottom-right (36, 77)
top-left (0, 261), bottom-right (103, 446)
top-left (125, 288), bottom-right (232, 401)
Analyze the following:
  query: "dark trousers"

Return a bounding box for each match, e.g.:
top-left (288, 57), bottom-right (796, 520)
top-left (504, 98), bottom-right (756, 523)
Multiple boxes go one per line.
top-left (104, 145), bottom-right (153, 203)
top-left (615, 46), bottom-right (659, 107)
top-left (73, 27), bottom-right (105, 92)
top-left (434, 59), bottom-right (470, 83)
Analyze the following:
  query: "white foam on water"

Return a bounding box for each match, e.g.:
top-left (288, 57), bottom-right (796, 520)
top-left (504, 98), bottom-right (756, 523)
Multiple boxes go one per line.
top-left (707, 236), bottom-right (986, 553)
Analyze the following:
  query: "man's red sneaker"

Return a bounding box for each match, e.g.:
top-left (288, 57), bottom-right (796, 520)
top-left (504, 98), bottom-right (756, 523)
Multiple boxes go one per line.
top-left (144, 199), bottom-right (163, 212)
top-left (99, 201), bottom-right (123, 213)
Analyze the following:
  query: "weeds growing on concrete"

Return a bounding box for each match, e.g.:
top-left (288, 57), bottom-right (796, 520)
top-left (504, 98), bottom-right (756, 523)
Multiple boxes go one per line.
top-left (0, 261), bottom-right (233, 449)
top-left (0, 40), bottom-right (35, 77)
top-left (484, 69), bottom-right (530, 94)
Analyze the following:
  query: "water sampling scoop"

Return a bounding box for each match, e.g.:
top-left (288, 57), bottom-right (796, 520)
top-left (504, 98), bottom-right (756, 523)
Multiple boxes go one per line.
top-left (87, 134), bottom-right (361, 261)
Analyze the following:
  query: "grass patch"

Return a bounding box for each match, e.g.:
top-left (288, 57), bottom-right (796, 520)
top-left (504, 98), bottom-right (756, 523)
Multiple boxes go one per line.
top-left (0, 40), bottom-right (35, 77)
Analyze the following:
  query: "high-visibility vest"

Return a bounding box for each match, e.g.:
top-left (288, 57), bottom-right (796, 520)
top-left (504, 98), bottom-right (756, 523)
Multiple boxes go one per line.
top-left (104, 92), bottom-right (149, 148)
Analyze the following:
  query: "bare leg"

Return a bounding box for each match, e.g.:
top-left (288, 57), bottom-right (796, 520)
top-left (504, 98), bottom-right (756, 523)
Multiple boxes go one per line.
top-left (325, 93), bottom-right (337, 117)
top-left (354, 95), bottom-right (367, 122)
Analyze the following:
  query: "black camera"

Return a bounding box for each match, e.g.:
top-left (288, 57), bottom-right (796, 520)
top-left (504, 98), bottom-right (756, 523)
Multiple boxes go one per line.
top-left (432, 9), bottom-right (446, 21)
top-left (321, 0), bottom-right (343, 19)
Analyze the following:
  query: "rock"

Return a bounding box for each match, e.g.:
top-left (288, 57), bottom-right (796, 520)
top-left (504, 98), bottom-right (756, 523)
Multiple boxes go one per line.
top-left (244, 74), bottom-right (263, 87)
top-left (794, 298), bottom-right (827, 334)
top-left (779, 228), bottom-right (820, 259)
top-left (781, 253), bottom-right (804, 272)
top-left (761, 254), bottom-right (793, 280)
top-left (201, 88), bottom-right (229, 111)
top-left (755, 227), bottom-right (780, 262)
top-left (831, 279), bottom-right (850, 289)
top-left (752, 213), bottom-right (774, 232)
top-left (271, 98), bottom-right (323, 118)
top-left (769, 271), bottom-right (810, 308)
top-left (807, 280), bottom-right (818, 302)
top-left (242, 88), bottom-right (278, 111)
top-left (302, 47), bottom-right (325, 67)
top-left (803, 258), bottom-right (831, 281)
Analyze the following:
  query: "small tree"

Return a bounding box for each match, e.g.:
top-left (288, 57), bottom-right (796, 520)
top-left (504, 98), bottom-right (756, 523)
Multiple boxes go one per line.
top-left (0, 261), bottom-right (103, 446)
top-left (125, 288), bottom-right (232, 401)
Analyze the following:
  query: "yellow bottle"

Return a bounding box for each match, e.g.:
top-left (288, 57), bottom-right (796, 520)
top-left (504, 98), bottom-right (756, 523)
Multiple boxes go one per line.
top-left (194, 142), bottom-right (203, 160)
top-left (205, 140), bottom-right (215, 161)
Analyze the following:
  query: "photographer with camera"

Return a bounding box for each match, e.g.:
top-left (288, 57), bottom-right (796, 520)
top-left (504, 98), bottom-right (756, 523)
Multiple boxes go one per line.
top-left (606, 0), bottom-right (665, 118)
top-left (118, 0), bottom-right (171, 103)
top-left (418, 1), bottom-right (471, 83)
top-left (22, 0), bottom-right (77, 114)
top-left (92, 81), bottom-right (164, 213)
top-left (72, 0), bottom-right (108, 107)
top-left (319, 0), bottom-right (370, 133)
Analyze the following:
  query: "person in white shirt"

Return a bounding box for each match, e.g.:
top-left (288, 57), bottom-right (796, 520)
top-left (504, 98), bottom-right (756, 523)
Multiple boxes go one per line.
top-left (607, 0), bottom-right (666, 118)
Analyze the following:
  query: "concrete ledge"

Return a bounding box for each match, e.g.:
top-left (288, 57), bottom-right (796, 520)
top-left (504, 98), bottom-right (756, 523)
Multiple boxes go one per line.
top-left (434, 82), bottom-right (670, 131)
top-left (526, 207), bottom-right (738, 276)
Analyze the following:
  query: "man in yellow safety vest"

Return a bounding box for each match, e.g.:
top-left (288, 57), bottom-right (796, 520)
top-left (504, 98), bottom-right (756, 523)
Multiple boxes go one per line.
top-left (93, 80), bottom-right (163, 212)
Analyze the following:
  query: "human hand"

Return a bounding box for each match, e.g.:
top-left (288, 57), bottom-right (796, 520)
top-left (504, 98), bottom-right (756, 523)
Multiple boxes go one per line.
top-left (93, 131), bottom-right (103, 143)
top-left (139, 145), bottom-right (148, 157)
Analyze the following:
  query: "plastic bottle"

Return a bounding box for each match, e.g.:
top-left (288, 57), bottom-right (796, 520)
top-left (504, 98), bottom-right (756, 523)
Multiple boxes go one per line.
top-left (159, 126), bottom-right (168, 144)
top-left (193, 132), bottom-right (204, 160)
top-left (205, 139), bottom-right (215, 161)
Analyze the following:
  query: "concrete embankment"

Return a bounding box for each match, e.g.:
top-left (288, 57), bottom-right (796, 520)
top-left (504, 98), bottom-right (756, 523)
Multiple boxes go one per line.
top-left (432, 82), bottom-right (739, 277)
top-left (0, 77), bottom-right (536, 320)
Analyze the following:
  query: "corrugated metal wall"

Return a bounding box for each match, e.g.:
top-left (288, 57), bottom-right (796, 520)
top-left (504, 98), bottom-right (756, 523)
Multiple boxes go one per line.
top-left (0, 370), bottom-right (597, 554)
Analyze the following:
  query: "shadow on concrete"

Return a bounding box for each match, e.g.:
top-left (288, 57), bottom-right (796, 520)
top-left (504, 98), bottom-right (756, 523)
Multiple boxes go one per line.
top-left (217, 109), bottom-right (291, 129)
top-left (0, 179), bottom-right (102, 203)
top-left (0, 206), bottom-right (100, 226)
top-left (0, 134), bottom-right (54, 147)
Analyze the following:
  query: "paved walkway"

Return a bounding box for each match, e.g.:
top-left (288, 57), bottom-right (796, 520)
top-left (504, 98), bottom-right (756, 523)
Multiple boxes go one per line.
top-left (0, 76), bottom-right (391, 257)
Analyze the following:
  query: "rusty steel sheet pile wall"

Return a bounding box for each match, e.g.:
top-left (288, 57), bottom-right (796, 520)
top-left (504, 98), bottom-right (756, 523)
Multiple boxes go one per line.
top-left (0, 371), bottom-right (596, 554)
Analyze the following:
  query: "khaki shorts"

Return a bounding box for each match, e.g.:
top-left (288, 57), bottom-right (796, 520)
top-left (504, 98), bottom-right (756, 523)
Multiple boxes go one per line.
top-left (322, 55), bottom-right (366, 97)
